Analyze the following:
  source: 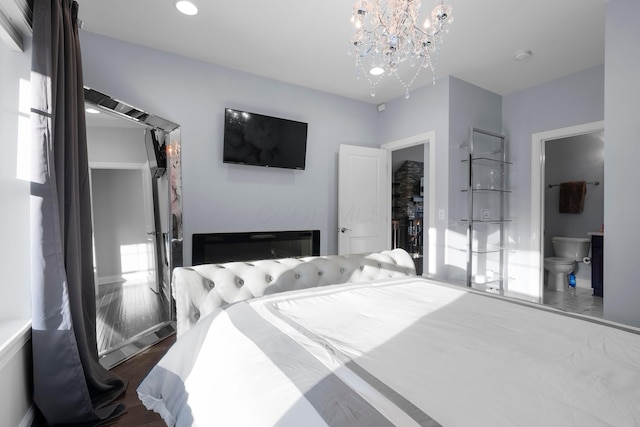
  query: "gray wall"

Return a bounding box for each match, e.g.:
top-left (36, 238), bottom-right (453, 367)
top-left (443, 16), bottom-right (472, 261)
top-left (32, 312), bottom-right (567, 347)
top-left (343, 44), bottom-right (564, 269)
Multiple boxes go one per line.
top-left (502, 65), bottom-right (605, 297)
top-left (374, 77), bottom-right (503, 283)
top-left (604, 0), bottom-right (640, 326)
top-left (447, 78), bottom-right (503, 283)
top-left (87, 126), bottom-right (153, 283)
top-left (87, 126), bottom-right (147, 164)
top-left (376, 78), bottom-right (451, 279)
top-left (544, 133), bottom-right (604, 250)
top-left (0, 35), bottom-right (31, 321)
top-left (79, 31), bottom-right (381, 265)
top-left (0, 37), bottom-right (33, 426)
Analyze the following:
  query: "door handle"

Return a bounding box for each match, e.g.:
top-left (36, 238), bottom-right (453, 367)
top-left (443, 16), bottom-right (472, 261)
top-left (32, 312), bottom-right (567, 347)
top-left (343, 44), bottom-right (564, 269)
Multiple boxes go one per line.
top-left (339, 227), bottom-right (351, 233)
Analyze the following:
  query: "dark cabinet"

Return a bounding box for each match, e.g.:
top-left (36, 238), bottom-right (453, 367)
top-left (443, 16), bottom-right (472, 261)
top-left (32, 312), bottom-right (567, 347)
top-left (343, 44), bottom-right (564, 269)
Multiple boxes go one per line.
top-left (591, 234), bottom-right (603, 297)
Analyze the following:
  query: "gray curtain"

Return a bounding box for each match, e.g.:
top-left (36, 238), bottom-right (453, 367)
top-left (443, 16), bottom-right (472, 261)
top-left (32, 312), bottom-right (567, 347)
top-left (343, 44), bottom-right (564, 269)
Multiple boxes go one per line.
top-left (30, 0), bottom-right (127, 424)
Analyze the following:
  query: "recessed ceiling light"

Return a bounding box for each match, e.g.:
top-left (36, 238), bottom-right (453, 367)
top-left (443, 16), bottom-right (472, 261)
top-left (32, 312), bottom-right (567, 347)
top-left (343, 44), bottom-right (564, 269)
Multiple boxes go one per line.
top-left (175, 1), bottom-right (198, 16)
top-left (86, 107), bottom-right (100, 114)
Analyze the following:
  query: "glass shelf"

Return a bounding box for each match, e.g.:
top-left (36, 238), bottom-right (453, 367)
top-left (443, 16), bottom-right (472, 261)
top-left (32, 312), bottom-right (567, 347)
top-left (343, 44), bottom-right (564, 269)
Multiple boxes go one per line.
top-left (462, 188), bottom-right (512, 193)
top-left (471, 248), bottom-right (505, 255)
top-left (462, 157), bottom-right (513, 165)
top-left (462, 127), bottom-right (510, 294)
top-left (460, 219), bottom-right (512, 224)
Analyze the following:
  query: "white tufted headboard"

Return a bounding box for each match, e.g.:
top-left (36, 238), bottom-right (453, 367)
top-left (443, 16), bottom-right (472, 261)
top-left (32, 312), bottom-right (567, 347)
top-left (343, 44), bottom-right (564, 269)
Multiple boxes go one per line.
top-left (172, 248), bottom-right (417, 337)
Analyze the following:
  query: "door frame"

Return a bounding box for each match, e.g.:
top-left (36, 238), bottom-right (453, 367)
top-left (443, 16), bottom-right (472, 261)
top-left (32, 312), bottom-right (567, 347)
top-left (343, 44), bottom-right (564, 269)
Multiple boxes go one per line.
top-left (531, 120), bottom-right (605, 300)
top-left (382, 131), bottom-right (436, 276)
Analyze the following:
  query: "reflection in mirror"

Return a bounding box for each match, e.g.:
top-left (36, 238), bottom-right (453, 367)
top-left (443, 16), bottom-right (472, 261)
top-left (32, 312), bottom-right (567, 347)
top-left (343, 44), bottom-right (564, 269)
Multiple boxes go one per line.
top-left (84, 87), bottom-right (182, 369)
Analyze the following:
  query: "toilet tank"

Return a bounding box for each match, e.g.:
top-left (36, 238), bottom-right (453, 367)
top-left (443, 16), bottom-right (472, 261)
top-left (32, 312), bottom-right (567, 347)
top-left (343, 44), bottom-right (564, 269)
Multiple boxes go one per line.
top-left (551, 237), bottom-right (591, 260)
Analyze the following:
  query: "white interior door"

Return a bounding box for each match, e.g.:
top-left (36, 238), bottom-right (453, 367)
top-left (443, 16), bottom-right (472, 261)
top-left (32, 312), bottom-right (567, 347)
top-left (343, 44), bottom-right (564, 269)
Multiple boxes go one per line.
top-left (338, 144), bottom-right (389, 255)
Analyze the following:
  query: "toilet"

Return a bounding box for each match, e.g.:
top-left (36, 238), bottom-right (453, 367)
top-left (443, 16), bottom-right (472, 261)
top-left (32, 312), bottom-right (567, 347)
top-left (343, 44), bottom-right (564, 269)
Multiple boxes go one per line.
top-left (543, 236), bottom-right (591, 291)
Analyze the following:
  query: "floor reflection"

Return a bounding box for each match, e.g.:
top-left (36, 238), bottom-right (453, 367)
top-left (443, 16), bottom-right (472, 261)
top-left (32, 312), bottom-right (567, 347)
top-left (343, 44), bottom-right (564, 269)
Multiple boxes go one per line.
top-left (96, 271), bottom-right (169, 355)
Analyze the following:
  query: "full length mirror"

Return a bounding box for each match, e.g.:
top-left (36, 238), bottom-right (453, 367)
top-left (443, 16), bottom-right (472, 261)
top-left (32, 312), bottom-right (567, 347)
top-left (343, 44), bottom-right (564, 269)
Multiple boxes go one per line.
top-left (84, 87), bottom-right (182, 369)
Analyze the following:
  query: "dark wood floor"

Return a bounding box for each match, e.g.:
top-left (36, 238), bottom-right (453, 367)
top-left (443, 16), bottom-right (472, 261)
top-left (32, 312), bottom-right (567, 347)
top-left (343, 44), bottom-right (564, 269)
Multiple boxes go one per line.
top-left (101, 334), bottom-right (176, 426)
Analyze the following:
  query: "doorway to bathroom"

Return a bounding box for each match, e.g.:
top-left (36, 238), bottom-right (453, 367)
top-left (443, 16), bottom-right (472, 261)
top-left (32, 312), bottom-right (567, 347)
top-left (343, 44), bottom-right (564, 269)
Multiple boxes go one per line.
top-left (532, 122), bottom-right (604, 318)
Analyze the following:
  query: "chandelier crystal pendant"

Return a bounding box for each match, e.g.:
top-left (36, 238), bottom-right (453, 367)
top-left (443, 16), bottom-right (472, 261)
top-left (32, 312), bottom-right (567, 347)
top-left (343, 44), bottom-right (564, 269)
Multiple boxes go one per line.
top-left (348, 0), bottom-right (453, 99)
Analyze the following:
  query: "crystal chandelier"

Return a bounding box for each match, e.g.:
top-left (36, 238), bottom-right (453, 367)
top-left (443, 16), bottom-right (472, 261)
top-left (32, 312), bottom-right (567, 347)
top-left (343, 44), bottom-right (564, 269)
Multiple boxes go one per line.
top-left (348, 0), bottom-right (453, 99)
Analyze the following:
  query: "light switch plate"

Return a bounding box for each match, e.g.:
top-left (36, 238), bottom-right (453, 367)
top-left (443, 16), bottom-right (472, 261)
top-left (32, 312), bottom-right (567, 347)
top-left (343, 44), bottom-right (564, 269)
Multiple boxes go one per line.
top-left (481, 209), bottom-right (491, 220)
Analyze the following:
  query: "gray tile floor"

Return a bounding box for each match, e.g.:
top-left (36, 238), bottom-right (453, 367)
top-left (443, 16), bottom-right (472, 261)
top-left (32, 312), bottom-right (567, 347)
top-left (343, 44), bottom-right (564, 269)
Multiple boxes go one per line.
top-left (542, 286), bottom-right (603, 318)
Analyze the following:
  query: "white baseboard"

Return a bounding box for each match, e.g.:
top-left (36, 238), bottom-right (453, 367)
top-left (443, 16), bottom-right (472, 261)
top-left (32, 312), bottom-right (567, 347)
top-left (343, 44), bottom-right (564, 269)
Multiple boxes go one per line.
top-left (98, 275), bottom-right (125, 285)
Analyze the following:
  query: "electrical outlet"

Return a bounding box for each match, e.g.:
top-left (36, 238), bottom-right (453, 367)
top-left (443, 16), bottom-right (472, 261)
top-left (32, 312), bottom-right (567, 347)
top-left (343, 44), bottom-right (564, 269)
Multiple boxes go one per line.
top-left (438, 209), bottom-right (445, 220)
top-left (481, 209), bottom-right (491, 220)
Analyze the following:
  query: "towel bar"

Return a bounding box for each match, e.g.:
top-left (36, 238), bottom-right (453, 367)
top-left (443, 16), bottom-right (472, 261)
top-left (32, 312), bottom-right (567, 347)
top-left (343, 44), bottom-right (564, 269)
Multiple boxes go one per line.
top-left (548, 181), bottom-right (600, 188)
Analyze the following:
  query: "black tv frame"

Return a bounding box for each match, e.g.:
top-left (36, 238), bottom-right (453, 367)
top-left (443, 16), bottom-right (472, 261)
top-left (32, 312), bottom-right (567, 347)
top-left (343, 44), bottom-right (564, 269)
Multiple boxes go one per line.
top-left (222, 108), bottom-right (308, 170)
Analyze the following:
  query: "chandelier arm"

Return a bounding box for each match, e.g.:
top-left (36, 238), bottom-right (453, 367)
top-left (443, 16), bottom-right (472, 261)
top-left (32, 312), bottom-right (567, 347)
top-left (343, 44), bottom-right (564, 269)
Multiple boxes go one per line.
top-left (413, 25), bottom-right (442, 38)
top-left (348, 0), bottom-right (452, 99)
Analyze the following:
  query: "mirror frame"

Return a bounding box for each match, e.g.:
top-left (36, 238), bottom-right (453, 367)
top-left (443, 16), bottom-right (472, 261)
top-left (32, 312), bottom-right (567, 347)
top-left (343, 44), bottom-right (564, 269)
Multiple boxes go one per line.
top-left (84, 86), bottom-right (182, 366)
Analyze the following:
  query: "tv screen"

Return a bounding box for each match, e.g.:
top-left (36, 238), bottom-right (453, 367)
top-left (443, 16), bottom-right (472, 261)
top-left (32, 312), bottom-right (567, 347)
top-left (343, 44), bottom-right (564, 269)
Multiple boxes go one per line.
top-left (223, 108), bottom-right (308, 170)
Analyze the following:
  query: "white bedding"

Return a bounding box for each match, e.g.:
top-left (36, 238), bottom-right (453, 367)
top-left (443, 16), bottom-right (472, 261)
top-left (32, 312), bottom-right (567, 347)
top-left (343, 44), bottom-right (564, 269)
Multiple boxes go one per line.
top-left (138, 277), bottom-right (640, 426)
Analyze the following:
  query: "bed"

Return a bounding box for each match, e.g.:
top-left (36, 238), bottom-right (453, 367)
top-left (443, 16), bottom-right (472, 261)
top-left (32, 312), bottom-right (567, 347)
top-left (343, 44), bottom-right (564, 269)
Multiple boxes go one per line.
top-left (137, 249), bottom-right (640, 426)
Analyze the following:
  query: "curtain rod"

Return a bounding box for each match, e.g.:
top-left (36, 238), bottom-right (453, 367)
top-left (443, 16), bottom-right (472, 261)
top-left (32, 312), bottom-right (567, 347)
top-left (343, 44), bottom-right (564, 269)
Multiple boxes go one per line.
top-left (548, 181), bottom-right (600, 188)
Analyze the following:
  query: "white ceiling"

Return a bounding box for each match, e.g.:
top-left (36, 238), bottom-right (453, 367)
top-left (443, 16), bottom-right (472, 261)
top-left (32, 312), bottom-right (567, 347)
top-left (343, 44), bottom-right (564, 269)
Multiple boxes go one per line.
top-left (26, 0), bottom-right (608, 104)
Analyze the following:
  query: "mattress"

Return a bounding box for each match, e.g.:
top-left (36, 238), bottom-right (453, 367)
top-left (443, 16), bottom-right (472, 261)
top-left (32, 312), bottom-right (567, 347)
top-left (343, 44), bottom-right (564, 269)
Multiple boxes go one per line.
top-left (137, 277), bottom-right (640, 426)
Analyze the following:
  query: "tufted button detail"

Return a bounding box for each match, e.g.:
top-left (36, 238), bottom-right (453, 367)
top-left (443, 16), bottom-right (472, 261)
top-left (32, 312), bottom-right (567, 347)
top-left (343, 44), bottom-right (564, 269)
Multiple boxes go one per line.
top-left (175, 248), bottom-right (417, 338)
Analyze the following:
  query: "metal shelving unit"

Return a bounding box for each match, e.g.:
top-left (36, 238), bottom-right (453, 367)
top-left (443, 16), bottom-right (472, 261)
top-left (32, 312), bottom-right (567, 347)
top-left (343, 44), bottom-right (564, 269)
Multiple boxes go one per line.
top-left (462, 128), bottom-right (511, 294)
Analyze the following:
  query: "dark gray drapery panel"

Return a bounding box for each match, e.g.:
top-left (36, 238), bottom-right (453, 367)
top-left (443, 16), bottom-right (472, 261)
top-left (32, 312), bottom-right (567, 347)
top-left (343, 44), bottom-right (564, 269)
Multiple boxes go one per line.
top-left (30, 0), bottom-right (127, 424)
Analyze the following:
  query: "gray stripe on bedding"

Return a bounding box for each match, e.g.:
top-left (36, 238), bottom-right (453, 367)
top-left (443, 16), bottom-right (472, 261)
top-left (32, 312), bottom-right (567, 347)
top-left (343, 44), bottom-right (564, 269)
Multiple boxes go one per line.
top-left (263, 304), bottom-right (441, 427)
top-left (226, 303), bottom-right (395, 427)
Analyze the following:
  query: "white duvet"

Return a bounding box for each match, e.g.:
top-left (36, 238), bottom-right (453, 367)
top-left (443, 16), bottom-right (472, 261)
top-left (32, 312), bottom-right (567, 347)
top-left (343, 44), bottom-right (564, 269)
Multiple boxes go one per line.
top-left (138, 277), bottom-right (640, 426)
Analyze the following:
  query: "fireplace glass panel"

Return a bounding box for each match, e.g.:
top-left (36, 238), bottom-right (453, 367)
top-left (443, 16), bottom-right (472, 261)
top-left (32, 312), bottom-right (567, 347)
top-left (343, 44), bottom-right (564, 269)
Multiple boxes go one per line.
top-left (192, 230), bottom-right (320, 265)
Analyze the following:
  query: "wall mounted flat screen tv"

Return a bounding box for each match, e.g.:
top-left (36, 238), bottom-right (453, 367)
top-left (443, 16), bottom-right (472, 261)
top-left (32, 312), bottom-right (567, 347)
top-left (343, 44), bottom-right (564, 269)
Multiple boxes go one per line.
top-left (223, 108), bottom-right (308, 170)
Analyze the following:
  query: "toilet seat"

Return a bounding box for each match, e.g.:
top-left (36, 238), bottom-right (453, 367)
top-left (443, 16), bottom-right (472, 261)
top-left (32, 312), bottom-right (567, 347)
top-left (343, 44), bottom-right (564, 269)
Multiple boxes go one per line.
top-left (544, 257), bottom-right (574, 266)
